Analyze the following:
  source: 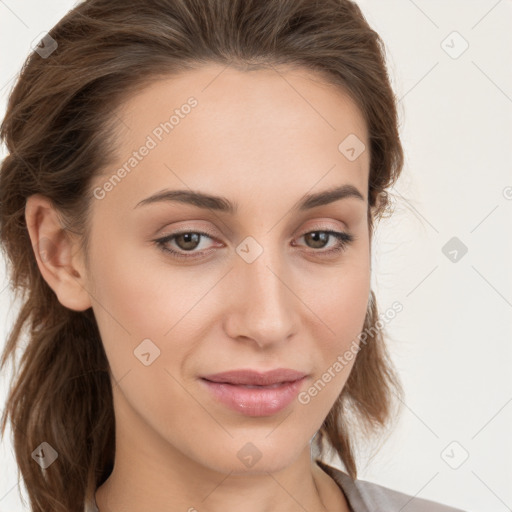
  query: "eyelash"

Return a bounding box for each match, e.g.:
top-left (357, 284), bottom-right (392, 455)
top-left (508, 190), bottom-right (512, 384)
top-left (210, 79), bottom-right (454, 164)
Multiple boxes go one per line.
top-left (154, 228), bottom-right (355, 260)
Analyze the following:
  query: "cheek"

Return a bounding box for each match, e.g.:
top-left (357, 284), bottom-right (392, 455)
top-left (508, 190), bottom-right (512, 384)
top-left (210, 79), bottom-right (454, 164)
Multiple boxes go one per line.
top-left (307, 247), bottom-right (371, 343)
top-left (86, 234), bottom-right (179, 332)
top-left (323, 269), bottom-right (370, 337)
top-left (302, 249), bottom-right (371, 389)
top-left (85, 240), bottom-right (201, 427)
top-left (85, 235), bottom-right (219, 376)
top-left (295, 268), bottom-right (370, 423)
top-left (84, 235), bottom-right (170, 373)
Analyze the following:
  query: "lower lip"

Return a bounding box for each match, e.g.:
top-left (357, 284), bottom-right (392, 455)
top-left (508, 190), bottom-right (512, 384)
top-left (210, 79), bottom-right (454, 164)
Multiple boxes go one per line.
top-left (200, 377), bottom-right (307, 417)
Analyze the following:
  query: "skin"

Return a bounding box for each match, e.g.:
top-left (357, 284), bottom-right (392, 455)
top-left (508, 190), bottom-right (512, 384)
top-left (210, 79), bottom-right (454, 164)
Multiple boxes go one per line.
top-left (25, 63), bottom-right (375, 512)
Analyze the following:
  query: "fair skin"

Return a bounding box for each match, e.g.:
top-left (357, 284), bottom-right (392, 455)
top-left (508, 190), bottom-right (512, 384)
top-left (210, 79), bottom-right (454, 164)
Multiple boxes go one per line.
top-left (25, 63), bottom-right (374, 512)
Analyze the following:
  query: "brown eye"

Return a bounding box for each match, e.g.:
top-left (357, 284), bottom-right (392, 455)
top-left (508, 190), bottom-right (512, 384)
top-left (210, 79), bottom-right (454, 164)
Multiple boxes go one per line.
top-left (304, 231), bottom-right (330, 249)
top-left (295, 230), bottom-right (355, 256)
top-left (174, 232), bottom-right (201, 251)
top-left (154, 230), bottom-right (218, 259)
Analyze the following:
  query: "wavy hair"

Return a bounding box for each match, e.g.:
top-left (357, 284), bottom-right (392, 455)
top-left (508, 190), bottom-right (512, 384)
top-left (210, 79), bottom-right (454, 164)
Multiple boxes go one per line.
top-left (0, 0), bottom-right (404, 510)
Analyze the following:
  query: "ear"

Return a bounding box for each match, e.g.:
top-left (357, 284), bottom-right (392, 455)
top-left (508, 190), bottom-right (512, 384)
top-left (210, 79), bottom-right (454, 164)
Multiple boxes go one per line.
top-left (25, 194), bottom-right (92, 311)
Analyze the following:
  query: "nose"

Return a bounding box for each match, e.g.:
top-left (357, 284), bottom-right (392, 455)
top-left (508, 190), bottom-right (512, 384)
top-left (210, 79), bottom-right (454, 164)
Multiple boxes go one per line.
top-left (223, 246), bottom-right (299, 349)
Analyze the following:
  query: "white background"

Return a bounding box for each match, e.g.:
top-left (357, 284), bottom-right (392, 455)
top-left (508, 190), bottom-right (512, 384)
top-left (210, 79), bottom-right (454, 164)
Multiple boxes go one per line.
top-left (1, 1), bottom-right (511, 511)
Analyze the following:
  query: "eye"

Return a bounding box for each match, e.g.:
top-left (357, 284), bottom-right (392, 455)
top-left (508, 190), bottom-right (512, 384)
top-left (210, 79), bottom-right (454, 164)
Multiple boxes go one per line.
top-left (293, 229), bottom-right (355, 256)
top-left (154, 230), bottom-right (219, 259)
top-left (153, 227), bottom-right (355, 260)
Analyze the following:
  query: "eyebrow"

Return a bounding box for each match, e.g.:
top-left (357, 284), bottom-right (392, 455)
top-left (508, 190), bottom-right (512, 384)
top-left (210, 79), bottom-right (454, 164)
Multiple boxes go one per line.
top-left (134, 184), bottom-right (365, 213)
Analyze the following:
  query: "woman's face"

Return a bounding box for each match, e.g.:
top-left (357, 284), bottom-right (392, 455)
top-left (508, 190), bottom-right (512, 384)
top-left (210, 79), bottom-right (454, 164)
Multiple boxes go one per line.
top-left (83, 63), bottom-right (371, 475)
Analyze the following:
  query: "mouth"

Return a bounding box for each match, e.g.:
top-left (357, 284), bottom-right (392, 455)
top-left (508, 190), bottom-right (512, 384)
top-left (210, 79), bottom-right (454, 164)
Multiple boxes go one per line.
top-left (199, 370), bottom-right (308, 417)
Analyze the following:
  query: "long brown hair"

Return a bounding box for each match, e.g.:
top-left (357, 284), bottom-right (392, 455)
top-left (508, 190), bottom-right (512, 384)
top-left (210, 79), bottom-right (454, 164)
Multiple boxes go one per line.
top-left (0, 0), bottom-right (404, 510)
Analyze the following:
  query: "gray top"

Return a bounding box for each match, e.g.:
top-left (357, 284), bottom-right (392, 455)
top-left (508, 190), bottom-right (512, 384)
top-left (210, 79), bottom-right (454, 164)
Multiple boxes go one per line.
top-left (85, 459), bottom-right (467, 511)
top-left (316, 459), bottom-right (467, 512)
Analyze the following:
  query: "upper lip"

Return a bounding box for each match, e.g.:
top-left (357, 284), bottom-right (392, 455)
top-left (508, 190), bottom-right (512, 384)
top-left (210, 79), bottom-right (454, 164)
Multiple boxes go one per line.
top-left (201, 368), bottom-right (307, 386)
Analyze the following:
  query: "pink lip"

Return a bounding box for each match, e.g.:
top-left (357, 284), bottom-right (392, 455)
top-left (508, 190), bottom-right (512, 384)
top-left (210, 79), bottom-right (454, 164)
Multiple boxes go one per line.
top-left (200, 368), bottom-right (308, 417)
top-left (201, 368), bottom-right (307, 386)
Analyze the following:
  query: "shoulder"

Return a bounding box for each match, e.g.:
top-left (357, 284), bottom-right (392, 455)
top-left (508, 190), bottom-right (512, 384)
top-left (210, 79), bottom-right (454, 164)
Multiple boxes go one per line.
top-left (315, 460), bottom-right (468, 512)
top-left (348, 476), bottom-right (467, 512)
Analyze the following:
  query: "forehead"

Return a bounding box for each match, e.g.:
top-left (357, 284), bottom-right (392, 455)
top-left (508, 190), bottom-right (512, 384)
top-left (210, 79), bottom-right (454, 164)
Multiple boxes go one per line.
top-left (96, 64), bottom-right (370, 209)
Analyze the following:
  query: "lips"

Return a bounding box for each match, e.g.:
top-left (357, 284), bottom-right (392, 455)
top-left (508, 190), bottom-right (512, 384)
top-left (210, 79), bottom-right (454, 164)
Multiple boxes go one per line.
top-left (200, 369), bottom-right (308, 416)
top-left (201, 368), bottom-right (307, 386)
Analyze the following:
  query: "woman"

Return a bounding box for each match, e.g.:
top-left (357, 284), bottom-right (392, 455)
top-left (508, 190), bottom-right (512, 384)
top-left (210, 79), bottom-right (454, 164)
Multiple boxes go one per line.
top-left (0, 1), bottom-right (466, 511)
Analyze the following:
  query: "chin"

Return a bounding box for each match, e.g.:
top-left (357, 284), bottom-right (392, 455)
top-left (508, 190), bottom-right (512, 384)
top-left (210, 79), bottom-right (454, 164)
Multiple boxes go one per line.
top-left (190, 438), bottom-right (304, 476)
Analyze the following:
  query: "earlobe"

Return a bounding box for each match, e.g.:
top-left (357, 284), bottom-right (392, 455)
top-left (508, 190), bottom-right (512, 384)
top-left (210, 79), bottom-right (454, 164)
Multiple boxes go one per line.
top-left (25, 194), bottom-right (92, 312)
